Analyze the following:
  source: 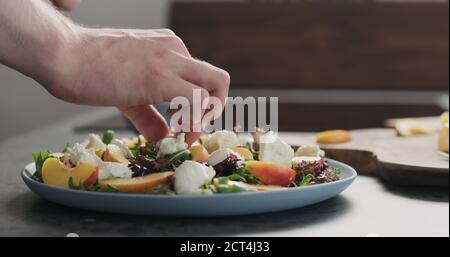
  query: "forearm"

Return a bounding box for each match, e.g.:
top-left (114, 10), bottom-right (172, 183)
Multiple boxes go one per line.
top-left (0, 0), bottom-right (77, 83)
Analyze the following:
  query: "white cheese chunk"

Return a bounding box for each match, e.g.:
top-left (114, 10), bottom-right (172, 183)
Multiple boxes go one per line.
top-left (295, 145), bottom-right (325, 157)
top-left (99, 162), bottom-right (133, 179)
top-left (66, 143), bottom-right (100, 165)
top-left (237, 132), bottom-right (254, 147)
top-left (258, 131), bottom-right (294, 167)
top-left (66, 143), bottom-right (133, 180)
top-left (291, 156), bottom-right (323, 168)
top-left (207, 148), bottom-right (244, 167)
top-left (157, 133), bottom-right (188, 157)
top-left (174, 161), bottom-right (216, 195)
top-left (82, 134), bottom-right (106, 151)
top-left (204, 130), bottom-right (239, 153)
top-left (111, 138), bottom-right (133, 158)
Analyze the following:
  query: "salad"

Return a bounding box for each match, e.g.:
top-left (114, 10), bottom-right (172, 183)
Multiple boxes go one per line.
top-left (31, 130), bottom-right (341, 195)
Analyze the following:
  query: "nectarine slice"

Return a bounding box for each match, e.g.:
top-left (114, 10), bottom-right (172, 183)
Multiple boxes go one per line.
top-left (99, 171), bottom-right (174, 192)
top-left (42, 158), bottom-right (99, 189)
top-left (189, 145), bottom-right (209, 163)
top-left (231, 147), bottom-right (254, 160)
top-left (316, 130), bottom-right (352, 144)
top-left (245, 161), bottom-right (296, 187)
top-left (103, 144), bottom-right (130, 164)
top-left (438, 124), bottom-right (449, 153)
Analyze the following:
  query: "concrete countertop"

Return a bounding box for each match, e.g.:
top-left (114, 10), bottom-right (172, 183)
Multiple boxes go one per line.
top-left (0, 109), bottom-right (448, 236)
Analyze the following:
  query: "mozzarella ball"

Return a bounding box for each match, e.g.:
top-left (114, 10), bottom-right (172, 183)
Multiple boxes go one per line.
top-left (174, 161), bottom-right (216, 195)
top-left (157, 133), bottom-right (188, 157)
top-left (258, 131), bottom-right (294, 167)
top-left (204, 130), bottom-right (239, 153)
top-left (295, 145), bottom-right (325, 157)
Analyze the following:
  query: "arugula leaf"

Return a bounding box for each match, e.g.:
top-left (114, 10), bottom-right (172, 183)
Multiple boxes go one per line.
top-left (32, 150), bottom-right (51, 182)
top-left (246, 146), bottom-right (259, 161)
top-left (89, 179), bottom-right (101, 192)
top-left (330, 167), bottom-right (341, 181)
top-left (202, 179), bottom-right (212, 190)
top-left (300, 174), bottom-right (314, 187)
top-left (104, 185), bottom-right (119, 193)
top-left (68, 177), bottom-right (77, 189)
top-left (227, 174), bottom-right (247, 182)
top-left (130, 142), bottom-right (158, 159)
top-left (62, 143), bottom-right (70, 154)
top-left (230, 167), bottom-right (262, 185)
top-left (165, 150), bottom-right (191, 167)
top-left (78, 179), bottom-right (86, 191)
top-left (67, 177), bottom-right (85, 191)
top-left (101, 130), bottom-right (116, 144)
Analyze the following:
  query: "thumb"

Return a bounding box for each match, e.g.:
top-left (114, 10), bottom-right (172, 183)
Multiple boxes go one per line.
top-left (119, 105), bottom-right (170, 142)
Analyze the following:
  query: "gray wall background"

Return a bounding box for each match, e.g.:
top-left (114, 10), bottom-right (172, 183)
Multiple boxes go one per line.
top-left (0, 0), bottom-right (170, 141)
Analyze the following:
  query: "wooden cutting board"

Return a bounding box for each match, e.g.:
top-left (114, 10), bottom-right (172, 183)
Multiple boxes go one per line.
top-left (280, 129), bottom-right (449, 186)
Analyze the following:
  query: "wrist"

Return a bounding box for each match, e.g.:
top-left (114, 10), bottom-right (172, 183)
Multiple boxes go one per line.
top-left (0, 0), bottom-right (81, 90)
top-left (32, 24), bottom-right (83, 89)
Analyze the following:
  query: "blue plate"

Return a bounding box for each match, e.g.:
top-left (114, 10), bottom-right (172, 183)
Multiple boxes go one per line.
top-left (21, 160), bottom-right (357, 216)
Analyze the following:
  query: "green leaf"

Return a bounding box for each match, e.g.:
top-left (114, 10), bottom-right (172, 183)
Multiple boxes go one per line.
top-left (104, 185), bottom-right (119, 193)
top-left (62, 143), bottom-right (69, 154)
top-left (78, 179), bottom-right (85, 191)
top-left (217, 177), bottom-right (229, 185)
top-left (202, 179), bottom-right (212, 189)
top-left (300, 174), bottom-right (314, 187)
top-left (32, 150), bottom-right (51, 182)
top-left (227, 174), bottom-right (247, 182)
top-left (68, 177), bottom-right (78, 190)
top-left (246, 146), bottom-right (259, 161)
top-left (165, 150), bottom-right (191, 167)
top-left (231, 167), bottom-right (262, 185)
top-left (130, 142), bottom-right (158, 159)
top-left (101, 130), bottom-right (116, 144)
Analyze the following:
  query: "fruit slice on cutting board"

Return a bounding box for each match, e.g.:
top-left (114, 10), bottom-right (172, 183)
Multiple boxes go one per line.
top-left (42, 158), bottom-right (99, 189)
top-left (103, 144), bottom-right (129, 164)
top-left (99, 172), bottom-right (174, 192)
top-left (395, 120), bottom-right (432, 137)
top-left (316, 130), bottom-right (352, 144)
top-left (245, 161), bottom-right (296, 187)
top-left (438, 124), bottom-right (449, 153)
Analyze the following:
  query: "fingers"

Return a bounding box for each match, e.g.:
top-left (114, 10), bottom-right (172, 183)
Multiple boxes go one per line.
top-left (175, 56), bottom-right (230, 109)
top-left (157, 75), bottom-right (210, 106)
top-left (50, 0), bottom-right (81, 11)
top-left (119, 105), bottom-right (170, 142)
top-left (184, 132), bottom-right (202, 146)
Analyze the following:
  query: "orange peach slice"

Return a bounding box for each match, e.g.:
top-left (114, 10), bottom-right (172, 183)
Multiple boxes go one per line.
top-left (439, 124), bottom-right (449, 153)
top-left (232, 147), bottom-right (254, 160)
top-left (245, 161), bottom-right (296, 187)
top-left (395, 120), bottom-right (432, 137)
top-left (103, 144), bottom-right (129, 164)
top-left (99, 171), bottom-right (174, 192)
top-left (42, 158), bottom-right (99, 189)
top-left (316, 130), bottom-right (352, 144)
top-left (189, 145), bottom-right (209, 163)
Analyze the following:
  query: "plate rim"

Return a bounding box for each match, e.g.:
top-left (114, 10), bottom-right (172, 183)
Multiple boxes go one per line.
top-left (21, 159), bottom-right (357, 200)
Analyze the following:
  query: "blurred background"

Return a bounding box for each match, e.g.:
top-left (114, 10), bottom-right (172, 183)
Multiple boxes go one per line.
top-left (0, 0), bottom-right (448, 140)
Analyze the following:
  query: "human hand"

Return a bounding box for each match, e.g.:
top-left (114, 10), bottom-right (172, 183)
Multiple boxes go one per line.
top-left (1, 0), bottom-right (230, 144)
top-left (49, 0), bottom-right (81, 11)
top-left (43, 27), bottom-right (230, 143)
